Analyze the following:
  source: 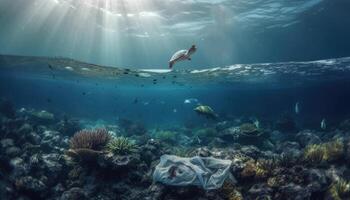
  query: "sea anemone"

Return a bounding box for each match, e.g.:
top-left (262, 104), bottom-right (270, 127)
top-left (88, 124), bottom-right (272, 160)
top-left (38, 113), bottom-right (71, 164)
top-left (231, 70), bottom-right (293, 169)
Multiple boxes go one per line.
top-left (67, 128), bottom-right (111, 162)
top-left (329, 179), bottom-right (350, 200)
top-left (69, 128), bottom-right (111, 151)
top-left (106, 136), bottom-right (137, 155)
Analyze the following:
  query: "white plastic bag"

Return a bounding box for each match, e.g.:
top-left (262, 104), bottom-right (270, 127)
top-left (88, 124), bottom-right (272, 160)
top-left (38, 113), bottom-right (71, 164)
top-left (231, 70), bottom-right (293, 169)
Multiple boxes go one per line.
top-left (153, 155), bottom-right (232, 190)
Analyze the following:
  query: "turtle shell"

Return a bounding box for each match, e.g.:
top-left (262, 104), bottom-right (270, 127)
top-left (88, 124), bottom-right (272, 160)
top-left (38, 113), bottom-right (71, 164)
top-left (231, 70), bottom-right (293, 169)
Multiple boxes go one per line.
top-left (169, 50), bottom-right (187, 62)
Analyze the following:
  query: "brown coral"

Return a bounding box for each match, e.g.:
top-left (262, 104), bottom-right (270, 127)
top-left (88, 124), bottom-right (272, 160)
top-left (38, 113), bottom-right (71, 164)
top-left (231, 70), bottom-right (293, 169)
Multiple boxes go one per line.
top-left (69, 128), bottom-right (111, 151)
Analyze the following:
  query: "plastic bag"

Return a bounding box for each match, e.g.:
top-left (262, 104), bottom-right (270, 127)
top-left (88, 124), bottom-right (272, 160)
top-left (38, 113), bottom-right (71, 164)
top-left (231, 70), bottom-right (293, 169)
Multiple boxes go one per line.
top-left (153, 154), bottom-right (232, 190)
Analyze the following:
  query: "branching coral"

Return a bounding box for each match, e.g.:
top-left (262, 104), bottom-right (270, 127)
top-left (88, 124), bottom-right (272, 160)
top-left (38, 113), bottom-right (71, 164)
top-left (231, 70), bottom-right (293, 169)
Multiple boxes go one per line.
top-left (303, 140), bottom-right (344, 164)
top-left (69, 128), bottom-right (111, 151)
top-left (106, 136), bottom-right (137, 155)
top-left (329, 179), bottom-right (350, 200)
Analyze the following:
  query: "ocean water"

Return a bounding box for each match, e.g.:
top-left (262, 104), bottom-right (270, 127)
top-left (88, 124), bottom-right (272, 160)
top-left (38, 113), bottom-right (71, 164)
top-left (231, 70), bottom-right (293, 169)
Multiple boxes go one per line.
top-left (2, 1), bottom-right (350, 199)
top-left (1, 55), bottom-right (350, 129)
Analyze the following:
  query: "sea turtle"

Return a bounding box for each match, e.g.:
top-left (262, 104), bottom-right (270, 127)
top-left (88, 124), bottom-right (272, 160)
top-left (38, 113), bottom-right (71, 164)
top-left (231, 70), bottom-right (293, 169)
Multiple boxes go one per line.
top-left (194, 105), bottom-right (218, 119)
top-left (169, 45), bottom-right (197, 69)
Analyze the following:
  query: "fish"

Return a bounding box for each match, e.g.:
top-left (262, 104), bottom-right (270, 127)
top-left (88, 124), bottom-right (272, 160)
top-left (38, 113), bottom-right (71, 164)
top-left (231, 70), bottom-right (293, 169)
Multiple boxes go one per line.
top-left (253, 118), bottom-right (260, 129)
top-left (133, 98), bottom-right (138, 104)
top-left (295, 102), bottom-right (300, 114)
top-left (173, 109), bottom-right (177, 113)
top-left (321, 118), bottom-right (326, 130)
top-left (184, 98), bottom-right (198, 104)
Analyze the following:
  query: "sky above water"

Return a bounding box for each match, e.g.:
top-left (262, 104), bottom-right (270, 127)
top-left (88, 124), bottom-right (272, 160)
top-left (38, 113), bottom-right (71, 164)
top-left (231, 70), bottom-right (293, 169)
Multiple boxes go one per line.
top-left (0, 0), bottom-right (350, 69)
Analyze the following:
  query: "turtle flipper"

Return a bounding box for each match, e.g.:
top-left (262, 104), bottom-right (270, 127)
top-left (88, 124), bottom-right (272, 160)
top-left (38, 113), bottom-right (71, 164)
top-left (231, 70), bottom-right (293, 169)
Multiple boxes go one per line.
top-left (169, 61), bottom-right (174, 69)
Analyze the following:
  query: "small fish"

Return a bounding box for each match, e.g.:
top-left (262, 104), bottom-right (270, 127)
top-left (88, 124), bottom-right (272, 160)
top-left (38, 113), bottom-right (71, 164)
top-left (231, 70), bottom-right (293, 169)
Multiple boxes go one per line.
top-left (196, 136), bottom-right (201, 144)
top-left (173, 109), bottom-right (177, 113)
top-left (133, 98), bottom-right (138, 104)
top-left (184, 98), bottom-right (198, 104)
top-left (82, 92), bottom-right (86, 96)
top-left (321, 118), bottom-right (326, 130)
top-left (253, 119), bottom-right (260, 129)
top-left (46, 98), bottom-right (52, 103)
top-left (295, 102), bottom-right (300, 114)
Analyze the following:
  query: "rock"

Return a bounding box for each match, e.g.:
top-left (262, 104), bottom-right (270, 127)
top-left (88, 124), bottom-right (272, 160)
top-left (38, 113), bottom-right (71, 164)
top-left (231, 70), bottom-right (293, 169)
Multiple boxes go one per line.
top-left (97, 152), bottom-right (139, 170)
top-left (60, 187), bottom-right (87, 200)
top-left (191, 147), bottom-right (212, 157)
top-left (56, 117), bottom-right (81, 136)
top-left (0, 138), bottom-right (14, 149)
top-left (240, 145), bottom-right (262, 159)
top-left (296, 130), bottom-right (321, 147)
top-left (305, 169), bottom-right (329, 192)
top-left (26, 132), bottom-right (41, 145)
top-left (147, 183), bottom-right (165, 200)
top-left (15, 176), bottom-right (47, 192)
top-left (42, 153), bottom-right (63, 174)
top-left (279, 183), bottom-right (311, 200)
top-left (215, 121), bottom-right (232, 131)
top-left (5, 146), bottom-right (21, 157)
top-left (10, 157), bottom-right (29, 178)
top-left (248, 183), bottom-right (273, 198)
top-left (17, 123), bottom-right (33, 136)
top-left (276, 141), bottom-right (300, 153)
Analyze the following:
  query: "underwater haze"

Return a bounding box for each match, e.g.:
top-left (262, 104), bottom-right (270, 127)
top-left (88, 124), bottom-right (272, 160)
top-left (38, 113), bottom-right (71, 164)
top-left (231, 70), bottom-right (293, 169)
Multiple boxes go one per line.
top-left (1, 0), bottom-right (350, 200)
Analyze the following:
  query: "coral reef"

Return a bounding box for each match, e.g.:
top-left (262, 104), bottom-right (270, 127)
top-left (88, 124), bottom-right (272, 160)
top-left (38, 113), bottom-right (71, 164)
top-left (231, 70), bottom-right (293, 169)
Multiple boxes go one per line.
top-left (239, 123), bottom-right (260, 136)
top-left (153, 130), bottom-right (178, 144)
top-left (3, 106), bottom-right (350, 200)
top-left (303, 139), bottom-right (344, 164)
top-left (106, 136), bottom-right (137, 155)
top-left (69, 128), bottom-right (111, 151)
top-left (118, 118), bottom-right (147, 136)
top-left (328, 179), bottom-right (350, 200)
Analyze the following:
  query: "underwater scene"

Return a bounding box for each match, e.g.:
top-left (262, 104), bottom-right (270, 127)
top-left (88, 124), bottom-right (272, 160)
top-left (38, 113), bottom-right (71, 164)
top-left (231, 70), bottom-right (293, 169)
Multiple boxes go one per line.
top-left (1, 0), bottom-right (350, 200)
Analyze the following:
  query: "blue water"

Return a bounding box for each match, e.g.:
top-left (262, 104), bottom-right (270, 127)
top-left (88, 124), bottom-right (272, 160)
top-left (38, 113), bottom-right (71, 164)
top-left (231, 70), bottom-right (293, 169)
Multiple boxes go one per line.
top-left (1, 55), bottom-right (350, 130)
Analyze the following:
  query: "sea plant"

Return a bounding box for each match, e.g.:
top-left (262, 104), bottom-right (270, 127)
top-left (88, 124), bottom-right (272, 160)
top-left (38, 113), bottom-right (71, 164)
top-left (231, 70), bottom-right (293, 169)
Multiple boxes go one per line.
top-left (303, 139), bottom-right (344, 164)
top-left (303, 144), bottom-right (325, 164)
top-left (106, 136), bottom-right (137, 155)
top-left (329, 179), bottom-right (350, 200)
